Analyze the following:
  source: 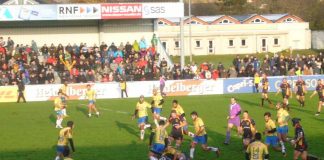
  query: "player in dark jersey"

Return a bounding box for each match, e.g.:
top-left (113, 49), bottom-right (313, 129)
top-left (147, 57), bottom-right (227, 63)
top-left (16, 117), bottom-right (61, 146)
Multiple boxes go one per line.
top-left (261, 74), bottom-right (273, 107)
top-left (240, 111), bottom-right (256, 150)
top-left (294, 77), bottom-right (307, 107)
top-left (290, 118), bottom-right (308, 160)
top-left (165, 110), bottom-right (187, 149)
top-left (276, 78), bottom-right (292, 105)
top-left (310, 79), bottom-right (324, 116)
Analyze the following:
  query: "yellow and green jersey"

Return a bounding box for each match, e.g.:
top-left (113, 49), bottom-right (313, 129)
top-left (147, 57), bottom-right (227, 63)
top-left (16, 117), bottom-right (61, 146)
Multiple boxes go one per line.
top-left (172, 105), bottom-right (185, 117)
top-left (54, 97), bottom-right (62, 111)
top-left (154, 127), bottom-right (168, 145)
top-left (152, 94), bottom-right (163, 108)
top-left (265, 119), bottom-right (276, 136)
top-left (277, 108), bottom-right (289, 127)
top-left (57, 127), bottom-right (72, 146)
top-left (86, 89), bottom-right (96, 101)
top-left (136, 101), bottom-right (151, 118)
top-left (246, 141), bottom-right (269, 160)
top-left (193, 117), bottom-right (206, 136)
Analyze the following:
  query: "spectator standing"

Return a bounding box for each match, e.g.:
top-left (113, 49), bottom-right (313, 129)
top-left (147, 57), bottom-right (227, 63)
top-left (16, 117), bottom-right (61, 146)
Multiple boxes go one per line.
top-left (17, 79), bottom-right (26, 103)
top-left (120, 79), bottom-right (128, 98)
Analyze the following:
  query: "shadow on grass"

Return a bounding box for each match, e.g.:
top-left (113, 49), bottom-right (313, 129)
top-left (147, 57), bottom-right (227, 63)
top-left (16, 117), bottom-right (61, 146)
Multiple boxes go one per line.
top-left (115, 120), bottom-right (138, 138)
top-left (76, 105), bottom-right (88, 117)
top-left (48, 114), bottom-right (56, 124)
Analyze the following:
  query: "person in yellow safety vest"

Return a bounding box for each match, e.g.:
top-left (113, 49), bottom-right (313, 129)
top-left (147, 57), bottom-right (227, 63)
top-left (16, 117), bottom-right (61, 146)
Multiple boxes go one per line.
top-left (295, 67), bottom-right (302, 76)
top-left (120, 79), bottom-right (128, 98)
top-left (254, 73), bottom-right (261, 93)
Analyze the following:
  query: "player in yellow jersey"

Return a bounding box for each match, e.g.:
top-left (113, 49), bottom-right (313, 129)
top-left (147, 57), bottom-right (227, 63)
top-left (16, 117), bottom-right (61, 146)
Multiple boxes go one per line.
top-left (151, 88), bottom-right (167, 126)
top-left (189, 111), bottom-right (220, 159)
top-left (132, 95), bottom-right (152, 140)
top-left (85, 84), bottom-right (99, 118)
top-left (263, 112), bottom-right (284, 154)
top-left (149, 120), bottom-right (168, 160)
top-left (162, 146), bottom-right (188, 160)
top-left (54, 92), bottom-right (64, 129)
top-left (276, 102), bottom-right (290, 156)
top-left (245, 133), bottom-right (269, 160)
top-left (171, 100), bottom-right (188, 135)
top-left (59, 82), bottom-right (69, 117)
top-left (55, 121), bottom-right (75, 160)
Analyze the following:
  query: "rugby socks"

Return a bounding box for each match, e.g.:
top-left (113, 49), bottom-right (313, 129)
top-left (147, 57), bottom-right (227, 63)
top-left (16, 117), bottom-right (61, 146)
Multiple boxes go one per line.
top-left (159, 116), bottom-right (167, 121)
top-left (154, 119), bottom-right (159, 127)
top-left (62, 108), bottom-right (67, 116)
top-left (140, 130), bottom-right (145, 140)
top-left (149, 156), bottom-right (158, 160)
top-left (144, 124), bottom-right (151, 129)
top-left (190, 148), bottom-right (195, 159)
top-left (261, 98), bottom-right (264, 106)
top-left (280, 140), bottom-right (286, 153)
top-left (266, 98), bottom-right (272, 104)
top-left (225, 131), bottom-right (230, 143)
top-left (96, 112), bottom-right (100, 116)
top-left (207, 146), bottom-right (219, 152)
top-left (55, 156), bottom-right (60, 160)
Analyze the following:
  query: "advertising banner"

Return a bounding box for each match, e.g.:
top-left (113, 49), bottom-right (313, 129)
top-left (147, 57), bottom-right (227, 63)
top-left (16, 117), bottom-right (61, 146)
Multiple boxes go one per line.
top-left (101, 3), bottom-right (142, 19)
top-left (57, 4), bottom-right (101, 20)
top-left (22, 79), bottom-right (223, 102)
top-left (223, 75), bottom-right (324, 94)
top-left (142, 3), bottom-right (184, 18)
top-left (0, 86), bottom-right (18, 102)
top-left (0, 5), bottom-right (57, 21)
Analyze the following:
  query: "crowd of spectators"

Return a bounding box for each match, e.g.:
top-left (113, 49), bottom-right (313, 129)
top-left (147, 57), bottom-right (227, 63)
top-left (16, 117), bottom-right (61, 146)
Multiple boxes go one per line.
top-left (0, 36), bottom-right (323, 86)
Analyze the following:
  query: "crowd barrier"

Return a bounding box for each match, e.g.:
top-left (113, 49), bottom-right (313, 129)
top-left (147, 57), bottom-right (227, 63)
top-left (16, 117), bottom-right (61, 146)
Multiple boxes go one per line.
top-left (0, 75), bottom-right (323, 102)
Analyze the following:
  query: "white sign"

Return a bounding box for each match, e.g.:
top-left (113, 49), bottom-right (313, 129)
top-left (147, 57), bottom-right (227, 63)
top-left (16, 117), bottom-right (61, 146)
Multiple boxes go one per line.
top-left (57, 4), bottom-right (101, 20)
top-left (24, 79), bottom-right (223, 102)
top-left (142, 3), bottom-right (184, 18)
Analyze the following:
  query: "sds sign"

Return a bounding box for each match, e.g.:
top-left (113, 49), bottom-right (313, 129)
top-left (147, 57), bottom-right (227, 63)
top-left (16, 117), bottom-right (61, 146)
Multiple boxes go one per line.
top-left (143, 6), bottom-right (166, 15)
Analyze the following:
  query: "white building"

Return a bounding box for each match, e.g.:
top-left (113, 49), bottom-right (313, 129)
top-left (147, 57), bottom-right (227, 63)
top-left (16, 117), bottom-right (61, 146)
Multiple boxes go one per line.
top-left (156, 14), bottom-right (311, 56)
top-left (0, 13), bottom-right (311, 56)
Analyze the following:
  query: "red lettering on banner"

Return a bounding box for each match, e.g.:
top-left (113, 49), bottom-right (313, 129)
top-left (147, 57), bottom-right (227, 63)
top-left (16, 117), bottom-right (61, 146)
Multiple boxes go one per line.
top-left (101, 3), bottom-right (142, 19)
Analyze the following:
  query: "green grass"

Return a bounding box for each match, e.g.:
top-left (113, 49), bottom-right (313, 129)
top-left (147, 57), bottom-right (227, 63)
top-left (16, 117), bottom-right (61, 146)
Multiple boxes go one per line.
top-left (171, 49), bottom-right (322, 68)
top-left (1, 93), bottom-right (324, 160)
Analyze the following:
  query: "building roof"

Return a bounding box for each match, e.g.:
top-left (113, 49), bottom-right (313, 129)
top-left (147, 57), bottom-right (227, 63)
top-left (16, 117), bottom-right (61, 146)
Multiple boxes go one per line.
top-left (261, 14), bottom-right (288, 22)
top-left (161, 13), bottom-right (304, 25)
top-left (196, 15), bottom-right (224, 23)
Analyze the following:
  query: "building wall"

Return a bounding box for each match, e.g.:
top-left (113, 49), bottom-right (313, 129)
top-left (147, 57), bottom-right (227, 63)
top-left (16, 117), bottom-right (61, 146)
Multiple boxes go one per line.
top-left (0, 19), bottom-right (155, 47)
top-left (312, 31), bottom-right (324, 49)
top-left (156, 22), bottom-right (311, 56)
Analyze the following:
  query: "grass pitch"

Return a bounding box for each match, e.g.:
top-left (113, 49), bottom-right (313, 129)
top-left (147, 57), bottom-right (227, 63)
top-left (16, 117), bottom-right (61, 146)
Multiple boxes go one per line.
top-left (1, 93), bottom-right (324, 160)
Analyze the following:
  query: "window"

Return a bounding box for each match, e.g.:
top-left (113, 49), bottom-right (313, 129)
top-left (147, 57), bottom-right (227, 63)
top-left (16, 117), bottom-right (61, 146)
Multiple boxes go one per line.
top-left (208, 40), bottom-right (213, 53)
top-left (284, 18), bottom-right (295, 23)
top-left (157, 21), bottom-right (167, 25)
top-left (208, 41), bottom-right (213, 48)
top-left (175, 41), bottom-right (180, 48)
top-left (195, 40), bottom-right (201, 48)
top-left (162, 42), bottom-right (167, 49)
top-left (187, 20), bottom-right (200, 25)
top-left (252, 18), bottom-right (265, 24)
top-left (229, 40), bottom-right (234, 47)
top-left (274, 38), bottom-right (279, 45)
top-left (219, 19), bottom-right (233, 24)
top-left (241, 39), bottom-right (246, 46)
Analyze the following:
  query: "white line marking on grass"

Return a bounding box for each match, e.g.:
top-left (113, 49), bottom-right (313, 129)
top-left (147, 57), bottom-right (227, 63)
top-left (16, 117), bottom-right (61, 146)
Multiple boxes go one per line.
top-left (79, 103), bottom-right (131, 115)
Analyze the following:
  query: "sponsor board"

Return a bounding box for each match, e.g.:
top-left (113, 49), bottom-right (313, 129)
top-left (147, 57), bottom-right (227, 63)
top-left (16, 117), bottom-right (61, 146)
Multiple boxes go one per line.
top-left (223, 75), bottom-right (324, 94)
top-left (0, 5), bottom-right (57, 21)
top-left (0, 86), bottom-right (18, 102)
top-left (101, 3), bottom-right (142, 19)
top-left (19, 79), bottom-right (223, 102)
top-left (57, 4), bottom-right (101, 20)
top-left (142, 3), bottom-right (184, 18)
